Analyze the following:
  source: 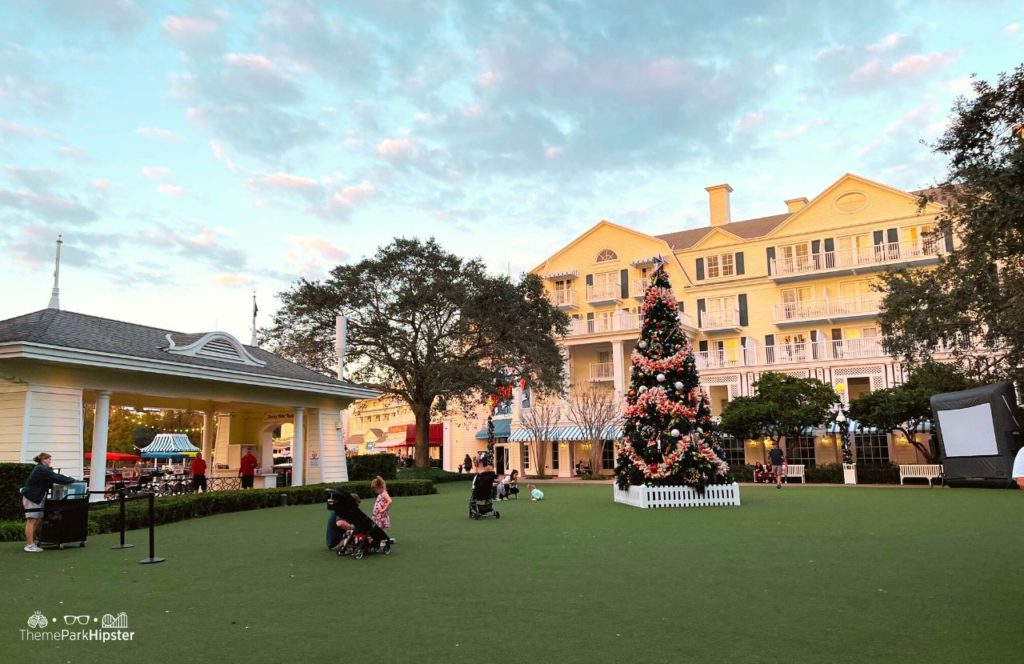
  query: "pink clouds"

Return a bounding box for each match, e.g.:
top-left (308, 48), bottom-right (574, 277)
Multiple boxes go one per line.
top-left (157, 184), bottom-right (185, 196)
top-left (775, 118), bottom-right (827, 141)
top-left (263, 173), bottom-right (319, 190)
top-left (866, 33), bottom-right (906, 53)
top-left (162, 15), bottom-right (221, 48)
top-left (208, 274), bottom-right (253, 287)
top-left (377, 138), bottom-right (416, 158)
top-left (284, 236), bottom-right (349, 277)
top-left (890, 52), bottom-right (955, 77)
top-left (333, 181), bottom-right (375, 206)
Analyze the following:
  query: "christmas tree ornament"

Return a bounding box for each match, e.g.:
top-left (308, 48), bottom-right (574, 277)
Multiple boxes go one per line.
top-left (656, 373), bottom-right (666, 382)
top-left (671, 428), bottom-right (680, 437)
top-left (674, 381), bottom-right (684, 390)
top-left (638, 340), bottom-right (647, 349)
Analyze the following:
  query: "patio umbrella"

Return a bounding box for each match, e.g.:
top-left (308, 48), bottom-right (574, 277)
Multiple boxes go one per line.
top-left (85, 452), bottom-right (141, 462)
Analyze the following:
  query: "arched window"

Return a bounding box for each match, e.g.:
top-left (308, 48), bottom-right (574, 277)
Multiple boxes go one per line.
top-left (596, 249), bottom-right (618, 262)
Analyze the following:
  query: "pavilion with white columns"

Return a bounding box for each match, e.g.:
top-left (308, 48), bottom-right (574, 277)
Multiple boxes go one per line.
top-left (0, 308), bottom-right (377, 499)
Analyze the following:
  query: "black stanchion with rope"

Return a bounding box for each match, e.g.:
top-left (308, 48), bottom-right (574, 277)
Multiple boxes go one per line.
top-left (139, 490), bottom-right (165, 565)
top-left (111, 488), bottom-right (133, 550)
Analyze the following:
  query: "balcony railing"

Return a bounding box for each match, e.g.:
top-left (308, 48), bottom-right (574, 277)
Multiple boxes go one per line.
top-left (550, 290), bottom-right (578, 309)
top-left (631, 279), bottom-right (647, 299)
top-left (772, 293), bottom-right (882, 323)
top-left (692, 338), bottom-right (886, 369)
top-left (586, 284), bottom-right (621, 304)
top-left (770, 240), bottom-right (944, 278)
top-left (694, 350), bottom-right (746, 369)
top-left (589, 362), bottom-right (614, 381)
top-left (568, 312), bottom-right (639, 336)
top-left (828, 338), bottom-right (884, 360)
top-left (699, 309), bottom-right (741, 330)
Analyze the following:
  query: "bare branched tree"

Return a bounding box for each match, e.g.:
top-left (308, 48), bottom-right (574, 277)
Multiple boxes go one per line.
top-left (565, 386), bottom-right (623, 473)
top-left (518, 398), bottom-right (562, 477)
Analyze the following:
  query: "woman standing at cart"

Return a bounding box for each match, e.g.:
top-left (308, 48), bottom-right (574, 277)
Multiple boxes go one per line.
top-left (20, 453), bottom-right (76, 553)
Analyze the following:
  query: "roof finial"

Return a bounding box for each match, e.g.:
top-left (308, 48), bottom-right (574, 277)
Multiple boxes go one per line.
top-left (47, 235), bottom-right (63, 310)
top-left (250, 290), bottom-right (258, 346)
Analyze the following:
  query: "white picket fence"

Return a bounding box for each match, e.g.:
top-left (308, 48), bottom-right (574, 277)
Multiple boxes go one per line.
top-left (613, 483), bottom-right (741, 508)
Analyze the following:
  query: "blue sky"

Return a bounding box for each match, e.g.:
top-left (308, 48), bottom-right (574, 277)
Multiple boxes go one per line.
top-left (1, 1), bottom-right (1021, 341)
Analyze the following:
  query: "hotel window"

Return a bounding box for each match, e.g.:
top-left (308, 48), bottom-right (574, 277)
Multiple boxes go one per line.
top-left (787, 435), bottom-right (816, 468)
top-left (705, 253), bottom-right (735, 279)
top-left (780, 243), bottom-right (811, 271)
top-left (551, 444), bottom-right (560, 470)
top-left (854, 432), bottom-right (890, 467)
top-left (716, 434), bottom-right (745, 468)
top-left (837, 233), bottom-right (873, 266)
top-left (521, 444), bottom-right (529, 470)
top-left (602, 441), bottom-right (615, 470)
top-left (780, 287), bottom-right (812, 318)
top-left (596, 249), bottom-right (618, 263)
top-left (706, 295), bottom-right (737, 323)
top-left (903, 223), bottom-right (938, 252)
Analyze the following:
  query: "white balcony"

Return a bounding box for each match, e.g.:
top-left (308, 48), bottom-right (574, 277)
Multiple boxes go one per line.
top-left (550, 290), bottom-right (578, 310)
top-left (699, 308), bottom-right (741, 332)
top-left (762, 339), bottom-right (886, 365)
top-left (568, 312), bottom-right (639, 337)
top-left (586, 284), bottom-right (622, 305)
top-left (694, 350), bottom-right (746, 369)
top-left (829, 338), bottom-right (885, 360)
top-left (770, 240), bottom-right (944, 281)
top-left (631, 279), bottom-right (647, 300)
top-left (772, 293), bottom-right (882, 325)
top-left (764, 342), bottom-right (820, 365)
top-left (589, 362), bottom-right (614, 381)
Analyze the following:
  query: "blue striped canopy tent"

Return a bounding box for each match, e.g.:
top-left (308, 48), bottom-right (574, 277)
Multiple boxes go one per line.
top-left (140, 433), bottom-right (200, 459)
top-left (509, 425), bottom-right (623, 442)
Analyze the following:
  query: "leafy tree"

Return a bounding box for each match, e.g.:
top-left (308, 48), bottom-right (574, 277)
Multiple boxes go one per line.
top-left (719, 372), bottom-right (839, 453)
top-left (564, 386), bottom-right (622, 474)
top-left (878, 64), bottom-right (1024, 383)
top-left (848, 360), bottom-right (974, 463)
top-left (261, 238), bottom-right (569, 467)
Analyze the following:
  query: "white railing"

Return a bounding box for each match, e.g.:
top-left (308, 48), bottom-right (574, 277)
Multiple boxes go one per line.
top-left (550, 290), bottom-right (577, 308)
top-left (829, 338), bottom-right (885, 359)
top-left (699, 309), bottom-right (740, 329)
top-left (695, 350), bottom-right (746, 369)
top-left (770, 240), bottom-right (944, 277)
top-left (631, 279), bottom-right (647, 299)
top-left (589, 362), bottom-right (614, 381)
top-left (568, 312), bottom-right (640, 336)
top-left (586, 284), bottom-right (621, 302)
top-left (764, 342), bottom-right (818, 365)
top-left (613, 483), bottom-right (741, 508)
top-left (772, 293), bottom-right (882, 322)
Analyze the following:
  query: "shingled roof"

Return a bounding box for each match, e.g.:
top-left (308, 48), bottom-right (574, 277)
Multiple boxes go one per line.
top-left (0, 308), bottom-right (373, 395)
top-left (656, 213), bottom-right (791, 250)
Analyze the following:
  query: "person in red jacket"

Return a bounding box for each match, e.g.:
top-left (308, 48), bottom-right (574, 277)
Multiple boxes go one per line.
top-left (190, 453), bottom-right (208, 493)
top-left (239, 449), bottom-right (259, 489)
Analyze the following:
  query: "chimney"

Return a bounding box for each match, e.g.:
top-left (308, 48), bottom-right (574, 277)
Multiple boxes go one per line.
top-left (785, 197), bottom-right (809, 213)
top-left (705, 184), bottom-right (732, 227)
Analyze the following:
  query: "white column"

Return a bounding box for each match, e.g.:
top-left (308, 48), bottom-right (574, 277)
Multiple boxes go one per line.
top-left (442, 421), bottom-right (452, 471)
top-left (612, 341), bottom-right (625, 397)
top-left (260, 437), bottom-right (274, 475)
top-left (562, 350), bottom-right (572, 396)
top-left (88, 391), bottom-right (111, 502)
top-left (201, 410), bottom-right (214, 461)
top-left (292, 407), bottom-right (304, 486)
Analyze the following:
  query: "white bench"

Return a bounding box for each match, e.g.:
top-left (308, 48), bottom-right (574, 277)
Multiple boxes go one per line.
top-left (899, 464), bottom-right (943, 487)
top-left (784, 464), bottom-right (805, 483)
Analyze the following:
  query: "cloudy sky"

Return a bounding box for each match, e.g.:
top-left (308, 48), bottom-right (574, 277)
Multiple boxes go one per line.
top-left (1, 0), bottom-right (1021, 341)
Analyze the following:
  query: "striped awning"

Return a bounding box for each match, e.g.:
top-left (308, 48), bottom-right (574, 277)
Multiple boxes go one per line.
top-left (630, 256), bottom-right (660, 266)
top-left (140, 433), bottom-right (200, 454)
top-left (540, 270), bottom-right (578, 279)
top-left (510, 425), bottom-right (622, 442)
top-left (475, 417), bottom-right (512, 440)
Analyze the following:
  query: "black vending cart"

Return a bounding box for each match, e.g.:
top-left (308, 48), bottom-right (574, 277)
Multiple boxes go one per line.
top-left (39, 482), bottom-right (90, 549)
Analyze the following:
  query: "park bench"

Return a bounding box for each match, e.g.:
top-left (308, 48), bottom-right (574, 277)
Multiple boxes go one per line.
top-left (784, 464), bottom-right (805, 483)
top-left (899, 464), bottom-right (943, 487)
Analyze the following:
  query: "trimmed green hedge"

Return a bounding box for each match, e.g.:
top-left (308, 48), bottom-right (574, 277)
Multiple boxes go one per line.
top-left (0, 479), bottom-right (435, 542)
top-left (806, 464), bottom-right (844, 484)
top-left (857, 464), bottom-right (901, 484)
top-left (731, 465), bottom-right (754, 483)
top-left (347, 454), bottom-right (398, 480)
top-left (398, 467), bottom-right (472, 483)
top-left (0, 463), bottom-right (34, 521)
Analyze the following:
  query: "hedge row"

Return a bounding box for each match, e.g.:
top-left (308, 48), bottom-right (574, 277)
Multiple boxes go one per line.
top-left (397, 467), bottom-right (472, 483)
top-left (732, 463), bottom-right (901, 484)
top-left (347, 454), bottom-right (398, 481)
top-left (0, 479), bottom-right (435, 543)
top-left (0, 463), bottom-right (34, 521)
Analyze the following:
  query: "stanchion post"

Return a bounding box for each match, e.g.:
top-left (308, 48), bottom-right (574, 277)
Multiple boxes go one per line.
top-left (139, 490), bottom-right (165, 564)
top-left (111, 488), bottom-right (133, 550)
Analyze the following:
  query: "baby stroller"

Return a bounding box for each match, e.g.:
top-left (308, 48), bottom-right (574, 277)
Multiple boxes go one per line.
top-left (325, 488), bottom-right (393, 560)
top-left (469, 470), bottom-right (500, 520)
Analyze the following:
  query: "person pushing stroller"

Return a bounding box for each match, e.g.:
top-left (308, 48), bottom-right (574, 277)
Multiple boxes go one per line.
top-left (469, 452), bottom-right (500, 519)
top-left (326, 487), bottom-right (393, 559)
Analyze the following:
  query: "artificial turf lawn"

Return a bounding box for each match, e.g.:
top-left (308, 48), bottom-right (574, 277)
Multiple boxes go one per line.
top-left (1, 482), bottom-right (1021, 664)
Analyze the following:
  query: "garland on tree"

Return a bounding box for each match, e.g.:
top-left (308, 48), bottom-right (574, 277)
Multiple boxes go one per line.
top-left (615, 259), bottom-right (732, 491)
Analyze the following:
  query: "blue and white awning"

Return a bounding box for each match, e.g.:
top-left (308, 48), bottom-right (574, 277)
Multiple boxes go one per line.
top-left (509, 425), bottom-right (623, 442)
top-left (540, 270), bottom-right (578, 279)
top-left (140, 433), bottom-right (200, 458)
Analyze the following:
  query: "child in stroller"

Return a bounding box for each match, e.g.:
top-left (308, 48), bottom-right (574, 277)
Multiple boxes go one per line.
top-left (469, 453), bottom-right (500, 519)
top-left (326, 488), bottom-right (394, 559)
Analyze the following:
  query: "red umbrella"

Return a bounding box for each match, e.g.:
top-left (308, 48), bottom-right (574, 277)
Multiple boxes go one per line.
top-left (85, 452), bottom-right (141, 462)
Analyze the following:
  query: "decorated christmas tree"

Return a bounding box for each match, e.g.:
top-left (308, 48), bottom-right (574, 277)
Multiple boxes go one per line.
top-left (614, 259), bottom-right (731, 491)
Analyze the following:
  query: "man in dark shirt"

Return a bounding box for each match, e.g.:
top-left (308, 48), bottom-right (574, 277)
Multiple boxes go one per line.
top-left (768, 442), bottom-right (786, 489)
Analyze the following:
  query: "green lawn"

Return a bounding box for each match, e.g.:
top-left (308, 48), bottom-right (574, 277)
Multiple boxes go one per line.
top-left (1, 483), bottom-right (1021, 663)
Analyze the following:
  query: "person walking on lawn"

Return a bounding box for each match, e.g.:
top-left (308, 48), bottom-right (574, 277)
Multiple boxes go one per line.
top-left (768, 442), bottom-right (786, 489)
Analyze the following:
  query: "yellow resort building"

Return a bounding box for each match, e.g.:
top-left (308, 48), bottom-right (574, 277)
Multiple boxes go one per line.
top-left (521, 172), bottom-right (949, 473)
top-left (342, 173), bottom-right (950, 478)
